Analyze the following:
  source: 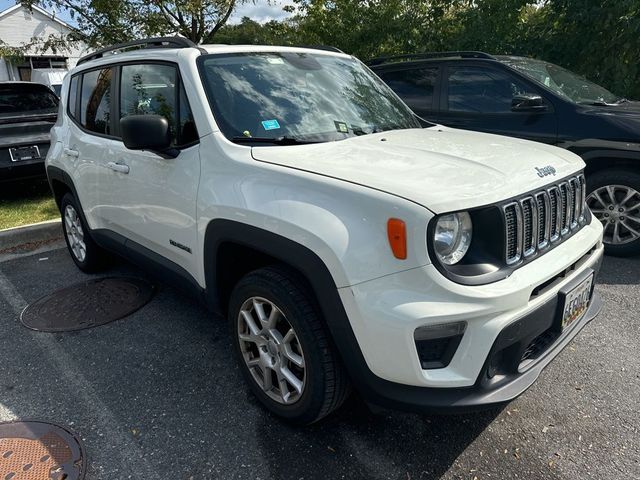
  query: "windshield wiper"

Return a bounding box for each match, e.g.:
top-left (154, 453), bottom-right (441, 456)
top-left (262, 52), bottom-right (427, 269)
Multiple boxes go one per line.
top-left (351, 125), bottom-right (392, 136)
top-left (231, 136), bottom-right (317, 146)
top-left (615, 98), bottom-right (630, 104)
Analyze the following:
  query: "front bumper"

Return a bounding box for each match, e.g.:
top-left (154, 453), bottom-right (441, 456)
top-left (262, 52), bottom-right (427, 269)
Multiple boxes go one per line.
top-left (356, 291), bottom-right (601, 413)
top-left (335, 221), bottom-right (604, 412)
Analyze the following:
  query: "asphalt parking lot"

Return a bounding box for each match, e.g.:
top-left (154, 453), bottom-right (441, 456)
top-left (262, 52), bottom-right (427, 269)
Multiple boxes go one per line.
top-left (0, 245), bottom-right (638, 479)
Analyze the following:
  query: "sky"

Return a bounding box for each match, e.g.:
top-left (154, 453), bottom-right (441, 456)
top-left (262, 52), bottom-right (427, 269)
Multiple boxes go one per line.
top-left (0, 0), bottom-right (295, 27)
top-left (230, 0), bottom-right (295, 24)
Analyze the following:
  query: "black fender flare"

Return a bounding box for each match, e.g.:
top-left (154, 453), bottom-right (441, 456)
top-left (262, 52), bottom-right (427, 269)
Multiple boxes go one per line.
top-left (47, 165), bottom-right (81, 209)
top-left (203, 219), bottom-right (377, 390)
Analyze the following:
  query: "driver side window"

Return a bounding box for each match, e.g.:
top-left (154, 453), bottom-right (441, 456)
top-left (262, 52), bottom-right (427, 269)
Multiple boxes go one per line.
top-left (447, 66), bottom-right (532, 113)
top-left (120, 63), bottom-right (198, 147)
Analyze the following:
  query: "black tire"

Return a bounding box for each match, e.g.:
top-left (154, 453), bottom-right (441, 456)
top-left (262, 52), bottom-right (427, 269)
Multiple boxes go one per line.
top-left (586, 169), bottom-right (640, 257)
top-left (228, 266), bottom-right (350, 424)
top-left (60, 193), bottom-right (110, 272)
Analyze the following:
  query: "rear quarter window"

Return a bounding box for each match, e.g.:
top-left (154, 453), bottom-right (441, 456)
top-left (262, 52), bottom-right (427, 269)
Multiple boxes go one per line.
top-left (79, 68), bottom-right (113, 135)
top-left (68, 75), bottom-right (79, 117)
top-left (378, 67), bottom-right (439, 112)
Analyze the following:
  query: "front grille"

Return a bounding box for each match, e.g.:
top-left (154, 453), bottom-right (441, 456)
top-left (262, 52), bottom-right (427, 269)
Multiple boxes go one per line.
top-left (504, 203), bottom-right (521, 264)
top-left (503, 174), bottom-right (587, 265)
top-left (521, 197), bottom-right (536, 256)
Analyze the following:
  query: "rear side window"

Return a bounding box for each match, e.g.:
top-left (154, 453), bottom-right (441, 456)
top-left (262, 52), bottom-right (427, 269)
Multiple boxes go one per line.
top-left (68, 75), bottom-right (79, 117)
top-left (0, 84), bottom-right (58, 116)
top-left (80, 68), bottom-right (112, 135)
top-left (447, 66), bottom-right (531, 113)
top-left (378, 67), bottom-right (439, 112)
top-left (120, 63), bottom-right (198, 146)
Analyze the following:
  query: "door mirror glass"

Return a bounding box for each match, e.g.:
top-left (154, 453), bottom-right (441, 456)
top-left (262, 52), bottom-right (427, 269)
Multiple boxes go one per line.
top-left (512, 94), bottom-right (547, 112)
top-left (120, 114), bottom-right (177, 157)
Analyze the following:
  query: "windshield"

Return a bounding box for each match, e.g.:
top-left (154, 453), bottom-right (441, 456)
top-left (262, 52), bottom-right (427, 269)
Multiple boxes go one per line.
top-left (499, 57), bottom-right (620, 105)
top-left (199, 52), bottom-right (421, 143)
top-left (0, 84), bottom-right (59, 116)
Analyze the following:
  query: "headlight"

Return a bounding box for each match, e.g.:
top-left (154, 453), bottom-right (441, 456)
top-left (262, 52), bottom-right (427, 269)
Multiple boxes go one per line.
top-left (433, 212), bottom-right (473, 265)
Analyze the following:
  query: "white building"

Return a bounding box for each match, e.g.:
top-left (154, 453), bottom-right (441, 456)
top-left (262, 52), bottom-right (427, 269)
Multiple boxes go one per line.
top-left (0, 3), bottom-right (86, 82)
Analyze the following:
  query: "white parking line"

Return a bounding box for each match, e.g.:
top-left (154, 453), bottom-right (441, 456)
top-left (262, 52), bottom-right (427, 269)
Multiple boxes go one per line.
top-left (0, 269), bottom-right (161, 479)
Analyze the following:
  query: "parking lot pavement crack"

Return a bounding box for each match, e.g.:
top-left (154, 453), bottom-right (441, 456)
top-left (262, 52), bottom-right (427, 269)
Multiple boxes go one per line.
top-left (0, 270), bottom-right (162, 480)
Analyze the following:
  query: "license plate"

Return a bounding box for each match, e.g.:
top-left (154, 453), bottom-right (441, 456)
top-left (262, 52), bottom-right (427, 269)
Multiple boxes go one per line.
top-left (561, 274), bottom-right (593, 329)
top-left (9, 145), bottom-right (41, 162)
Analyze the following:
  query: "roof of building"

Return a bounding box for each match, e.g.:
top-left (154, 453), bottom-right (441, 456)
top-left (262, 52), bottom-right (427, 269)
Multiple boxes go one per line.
top-left (0, 3), bottom-right (74, 31)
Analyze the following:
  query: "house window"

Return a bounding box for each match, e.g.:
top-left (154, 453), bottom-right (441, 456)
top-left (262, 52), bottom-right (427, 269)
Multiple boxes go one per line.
top-left (50, 58), bottom-right (67, 69)
top-left (22, 56), bottom-right (68, 69)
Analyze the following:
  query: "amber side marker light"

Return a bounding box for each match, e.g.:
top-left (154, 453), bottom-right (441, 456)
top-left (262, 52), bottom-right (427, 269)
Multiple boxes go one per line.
top-left (387, 218), bottom-right (407, 259)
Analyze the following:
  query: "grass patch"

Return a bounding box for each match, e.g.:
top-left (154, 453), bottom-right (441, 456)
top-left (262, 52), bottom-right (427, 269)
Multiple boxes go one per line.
top-left (0, 180), bottom-right (60, 230)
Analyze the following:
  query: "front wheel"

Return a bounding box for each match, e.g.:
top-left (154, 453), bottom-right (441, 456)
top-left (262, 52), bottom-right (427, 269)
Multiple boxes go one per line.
top-left (586, 169), bottom-right (640, 257)
top-left (228, 266), bottom-right (350, 424)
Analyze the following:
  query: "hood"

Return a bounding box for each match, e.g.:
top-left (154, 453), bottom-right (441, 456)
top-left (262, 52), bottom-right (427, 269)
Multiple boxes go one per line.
top-left (580, 100), bottom-right (640, 117)
top-left (251, 127), bottom-right (584, 213)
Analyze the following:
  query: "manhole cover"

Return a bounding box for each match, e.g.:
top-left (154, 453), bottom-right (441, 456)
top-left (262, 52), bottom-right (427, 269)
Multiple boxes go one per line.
top-left (21, 277), bottom-right (155, 332)
top-left (0, 421), bottom-right (85, 480)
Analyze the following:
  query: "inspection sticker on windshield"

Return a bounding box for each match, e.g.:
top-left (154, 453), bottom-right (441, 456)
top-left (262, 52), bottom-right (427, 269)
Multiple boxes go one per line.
top-left (262, 119), bottom-right (281, 131)
top-left (334, 121), bottom-right (349, 133)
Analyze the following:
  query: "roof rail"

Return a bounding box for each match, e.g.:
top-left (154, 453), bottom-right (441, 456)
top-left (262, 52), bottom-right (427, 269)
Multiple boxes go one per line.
top-left (297, 45), bottom-right (345, 54)
top-left (77, 37), bottom-right (203, 66)
top-left (367, 51), bottom-right (495, 66)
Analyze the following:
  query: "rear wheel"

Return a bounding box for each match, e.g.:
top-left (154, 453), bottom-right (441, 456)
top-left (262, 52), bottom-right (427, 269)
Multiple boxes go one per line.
top-left (228, 266), bottom-right (350, 424)
top-left (60, 193), bottom-right (110, 272)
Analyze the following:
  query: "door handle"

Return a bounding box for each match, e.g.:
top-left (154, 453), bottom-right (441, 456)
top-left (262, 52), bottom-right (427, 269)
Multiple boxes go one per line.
top-left (106, 161), bottom-right (130, 174)
top-left (63, 148), bottom-right (79, 157)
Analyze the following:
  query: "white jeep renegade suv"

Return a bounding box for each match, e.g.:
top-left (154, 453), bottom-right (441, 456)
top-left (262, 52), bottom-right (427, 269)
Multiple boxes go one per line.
top-left (47, 37), bottom-right (604, 424)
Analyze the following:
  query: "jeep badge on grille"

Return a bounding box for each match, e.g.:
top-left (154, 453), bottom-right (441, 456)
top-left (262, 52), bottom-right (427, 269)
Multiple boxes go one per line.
top-left (535, 166), bottom-right (557, 178)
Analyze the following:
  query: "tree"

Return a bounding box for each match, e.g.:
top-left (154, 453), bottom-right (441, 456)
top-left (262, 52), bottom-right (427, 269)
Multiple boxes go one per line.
top-left (22, 0), bottom-right (255, 47)
top-left (215, 16), bottom-right (296, 45)
top-left (288, 0), bottom-right (433, 60)
top-left (285, 0), bottom-right (640, 98)
top-left (523, 0), bottom-right (640, 99)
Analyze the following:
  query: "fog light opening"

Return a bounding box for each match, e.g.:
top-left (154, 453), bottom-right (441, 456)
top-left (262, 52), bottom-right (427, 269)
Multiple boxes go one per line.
top-left (414, 321), bottom-right (466, 370)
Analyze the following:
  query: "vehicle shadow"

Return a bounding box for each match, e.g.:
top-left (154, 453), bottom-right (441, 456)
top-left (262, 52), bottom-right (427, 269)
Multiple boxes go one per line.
top-left (0, 251), bottom-right (502, 479)
top-left (0, 178), bottom-right (51, 201)
top-left (254, 397), bottom-right (501, 480)
top-left (597, 255), bottom-right (640, 286)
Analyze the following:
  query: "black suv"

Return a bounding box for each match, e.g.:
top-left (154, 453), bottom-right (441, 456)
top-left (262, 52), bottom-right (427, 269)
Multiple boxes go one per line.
top-left (0, 82), bottom-right (59, 182)
top-left (370, 52), bottom-right (640, 256)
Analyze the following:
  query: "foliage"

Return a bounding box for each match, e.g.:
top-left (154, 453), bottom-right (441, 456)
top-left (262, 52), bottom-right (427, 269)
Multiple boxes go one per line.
top-left (521, 0), bottom-right (640, 99)
top-left (21, 0), bottom-right (254, 47)
top-left (234, 0), bottom-right (638, 99)
top-left (214, 16), bottom-right (296, 45)
top-left (7, 0), bottom-right (639, 98)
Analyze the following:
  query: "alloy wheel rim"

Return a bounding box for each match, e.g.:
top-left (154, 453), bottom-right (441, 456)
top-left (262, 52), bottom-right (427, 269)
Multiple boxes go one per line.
top-left (64, 205), bottom-right (87, 262)
top-left (237, 297), bottom-right (306, 405)
top-left (587, 184), bottom-right (640, 245)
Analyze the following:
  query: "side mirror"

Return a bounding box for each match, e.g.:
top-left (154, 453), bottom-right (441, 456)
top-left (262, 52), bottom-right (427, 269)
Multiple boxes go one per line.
top-left (120, 115), bottom-right (178, 158)
top-left (511, 94), bottom-right (547, 112)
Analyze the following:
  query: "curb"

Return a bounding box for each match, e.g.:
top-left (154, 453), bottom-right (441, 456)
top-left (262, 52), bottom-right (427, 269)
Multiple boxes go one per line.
top-left (0, 219), bottom-right (63, 251)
